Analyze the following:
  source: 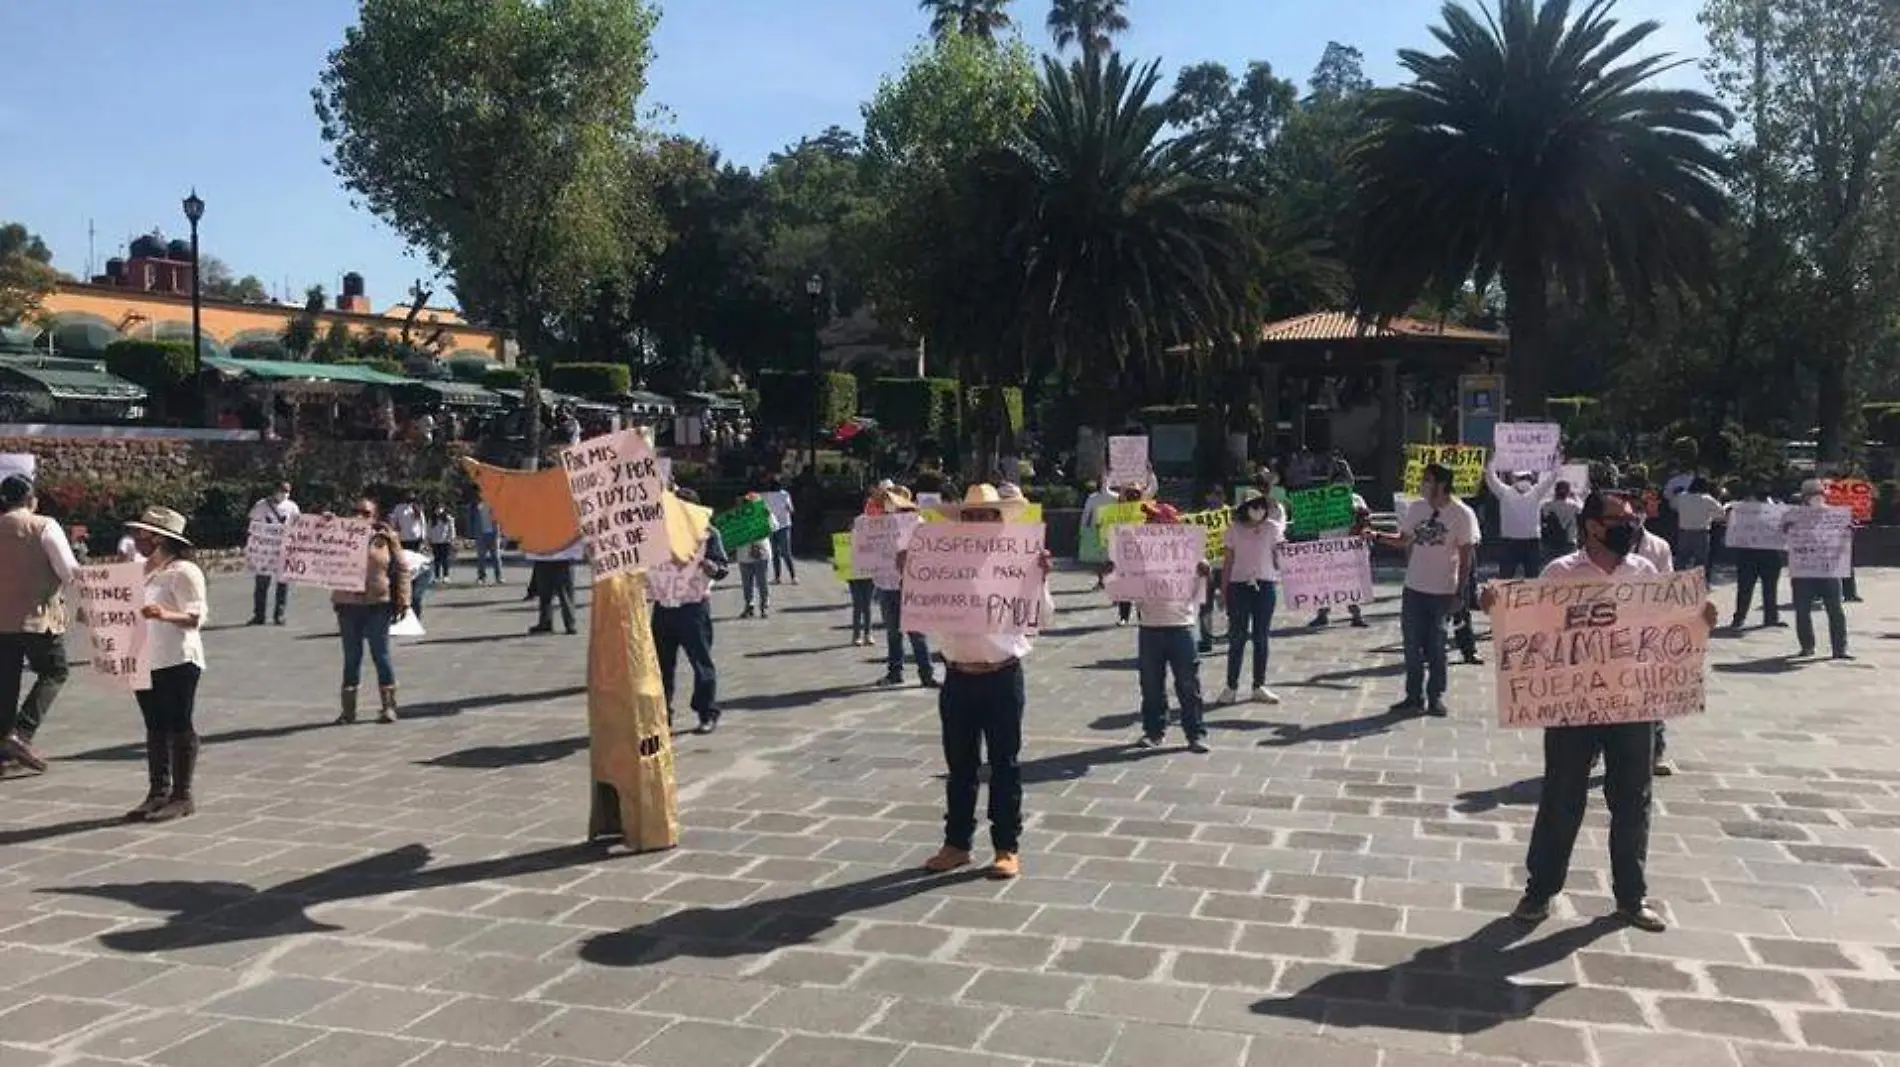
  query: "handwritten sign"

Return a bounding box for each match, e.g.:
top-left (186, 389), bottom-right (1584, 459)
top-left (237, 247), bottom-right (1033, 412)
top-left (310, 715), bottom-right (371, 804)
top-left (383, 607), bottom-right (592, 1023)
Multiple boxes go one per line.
top-left (832, 532), bottom-right (856, 581)
top-left (1093, 501), bottom-right (1146, 528)
top-left (562, 427), bottom-right (669, 579)
top-left (1106, 525), bottom-right (1205, 602)
top-left (852, 513), bottom-right (922, 586)
top-left (75, 563), bottom-right (149, 691)
top-left (279, 515), bottom-right (374, 593)
top-left (712, 499), bottom-right (773, 549)
top-left (1492, 571), bottom-right (1710, 729)
top-left (1107, 435), bottom-right (1149, 489)
top-left (1288, 484), bottom-right (1356, 538)
top-left (1279, 537), bottom-right (1375, 613)
top-left (1724, 502), bottom-right (1787, 551)
top-left (900, 522), bottom-right (1047, 635)
top-left (1180, 507), bottom-right (1230, 560)
top-left (1403, 445), bottom-right (1487, 497)
top-left (1787, 505), bottom-right (1854, 579)
top-left (1493, 423), bottom-right (1562, 474)
top-left (647, 549), bottom-right (713, 607)
top-left (244, 519), bottom-right (286, 577)
top-left (1824, 478), bottom-right (1875, 525)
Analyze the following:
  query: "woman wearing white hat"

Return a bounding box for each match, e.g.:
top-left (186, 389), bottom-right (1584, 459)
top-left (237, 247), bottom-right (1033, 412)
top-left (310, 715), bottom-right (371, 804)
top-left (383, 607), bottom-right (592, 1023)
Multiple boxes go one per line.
top-left (122, 506), bottom-right (208, 821)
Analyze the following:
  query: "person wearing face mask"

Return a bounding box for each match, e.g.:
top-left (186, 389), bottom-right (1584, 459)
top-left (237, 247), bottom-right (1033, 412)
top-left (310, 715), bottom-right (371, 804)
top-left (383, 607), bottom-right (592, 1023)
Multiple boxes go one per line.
top-left (1480, 490), bottom-right (1718, 934)
top-left (1218, 489), bottom-right (1286, 705)
top-left (246, 482), bottom-right (299, 626)
top-left (1364, 463), bottom-right (1479, 717)
top-left (120, 507), bottom-right (207, 822)
top-left (1485, 463), bottom-right (1557, 580)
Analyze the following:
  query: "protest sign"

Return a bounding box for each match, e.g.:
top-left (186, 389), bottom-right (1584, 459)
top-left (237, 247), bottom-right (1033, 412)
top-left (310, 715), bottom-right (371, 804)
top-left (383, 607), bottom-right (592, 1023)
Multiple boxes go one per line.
top-left (922, 502), bottom-right (1041, 524)
top-left (646, 549), bottom-right (713, 607)
top-left (75, 563), bottom-right (149, 691)
top-left (1278, 537), bottom-right (1374, 614)
top-left (1180, 507), bottom-right (1230, 560)
top-left (1107, 435), bottom-right (1149, 488)
top-left (1557, 463), bottom-right (1591, 496)
top-left (243, 519), bottom-right (286, 577)
top-left (1288, 484), bottom-right (1357, 538)
top-left (1787, 505), bottom-right (1854, 579)
top-left (1723, 502), bottom-right (1787, 551)
top-left (0, 453), bottom-right (33, 484)
top-left (279, 515), bottom-right (374, 593)
top-left (562, 427), bottom-right (669, 579)
top-left (852, 513), bottom-right (921, 586)
top-left (1402, 445), bottom-right (1487, 496)
top-left (1093, 501), bottom-right (1146, 528)
top-left (1106, 525), bottom-right (1205, 602)
top-left (1493, 422), bottom-right (1562, 474)
top-left (901, 522), bottom-right (1047, 635)
top-left (832, 532), bottom-right (855, 581)
top-left (712, 498), bottom-right (773, 550)
top-left (1491, 570), bottom-right (1710, 729)
top-left (1824, 478), bottom-right (1875, 525)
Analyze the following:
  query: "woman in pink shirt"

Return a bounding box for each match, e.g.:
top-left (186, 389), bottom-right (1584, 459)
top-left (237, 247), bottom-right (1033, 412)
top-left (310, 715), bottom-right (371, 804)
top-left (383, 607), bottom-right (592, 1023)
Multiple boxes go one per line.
top-left (1219, 490), bottom-right (1286, 704)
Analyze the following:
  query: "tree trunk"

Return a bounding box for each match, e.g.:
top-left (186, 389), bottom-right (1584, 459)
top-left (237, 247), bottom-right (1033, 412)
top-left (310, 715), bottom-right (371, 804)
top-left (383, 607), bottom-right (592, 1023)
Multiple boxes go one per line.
top-left (1501, 262), bottom-right (1550, 419)
top-left (1815, 357), bottom-right (1848, 464)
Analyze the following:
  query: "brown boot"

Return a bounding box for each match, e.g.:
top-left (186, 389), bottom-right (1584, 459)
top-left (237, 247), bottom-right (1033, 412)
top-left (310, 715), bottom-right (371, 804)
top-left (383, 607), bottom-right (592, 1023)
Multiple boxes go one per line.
top-left (923, 845), bottom-right (972, 873)
top-left (377, 685), bottom-right (399, 724)
top-left (125, 731), bottom-right (171, 822)
top-left (146, 733), bottom-right (197, 822)
top-left (335, 686), bottom-right (358, 725)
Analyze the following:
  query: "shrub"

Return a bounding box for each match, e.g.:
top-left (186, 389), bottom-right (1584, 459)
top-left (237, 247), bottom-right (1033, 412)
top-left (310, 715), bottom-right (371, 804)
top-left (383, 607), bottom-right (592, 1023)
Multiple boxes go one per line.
top-left (103, 339), bottom-right (197, 394)
top-left (872, 378), bottom-right (960, 444)
top-left (547, 362), bottom-right (631, 397)
top-left (964, 385), bottom-right (1024, 434)
top-left (483, 366), bottom-right (529, 391)
top-left (757, 371), bottom-right (858, 435)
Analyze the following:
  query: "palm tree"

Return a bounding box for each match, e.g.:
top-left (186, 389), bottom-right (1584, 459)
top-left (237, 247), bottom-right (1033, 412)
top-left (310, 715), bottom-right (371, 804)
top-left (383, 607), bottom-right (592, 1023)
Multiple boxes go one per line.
top-left (1046, 0), bottom-right (1129, 57)
top-left (1349, 0), bottom-right (1729, 416)
top-left (919, 0), bottom-right (1014, 43)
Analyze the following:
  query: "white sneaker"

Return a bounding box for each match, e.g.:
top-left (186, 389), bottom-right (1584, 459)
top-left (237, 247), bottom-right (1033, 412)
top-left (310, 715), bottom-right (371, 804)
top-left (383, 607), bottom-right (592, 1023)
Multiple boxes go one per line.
top-left (1215, 687), bottom-right (1238, 705)
top-left (1251, 686), bottom-right (1281, 705)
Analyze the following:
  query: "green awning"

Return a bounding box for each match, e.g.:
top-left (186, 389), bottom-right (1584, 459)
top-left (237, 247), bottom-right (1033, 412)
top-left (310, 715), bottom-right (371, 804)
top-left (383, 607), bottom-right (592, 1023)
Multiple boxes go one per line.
top-left (398, 379), bottom-right (504, 408)
top-left (204, 355), bottom-right (409, 385)
top-left (0, 357), bottom-right (146, 402)
top-left (627, 390), bottom-right (675, 414)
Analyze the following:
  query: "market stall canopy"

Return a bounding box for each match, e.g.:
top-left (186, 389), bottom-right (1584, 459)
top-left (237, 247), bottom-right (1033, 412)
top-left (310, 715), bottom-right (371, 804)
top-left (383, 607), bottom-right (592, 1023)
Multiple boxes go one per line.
top-left (397, 379), bottom-right (504, 409)
top-left (0, 355), bottom-right (147, 402)
top-left (204, 356), bottom-right (410, 386)
top-left (491, 387), bottom-right (618, 414)
top-left (626, 390), bottom-right (675, 416)
top-left (681, 390), bottom-right (744, 412)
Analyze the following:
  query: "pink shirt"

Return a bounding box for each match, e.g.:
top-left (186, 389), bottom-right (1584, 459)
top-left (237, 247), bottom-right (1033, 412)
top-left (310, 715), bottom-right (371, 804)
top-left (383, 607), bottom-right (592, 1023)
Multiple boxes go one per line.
top-left (1225, 516), bottom-right (1284, 583)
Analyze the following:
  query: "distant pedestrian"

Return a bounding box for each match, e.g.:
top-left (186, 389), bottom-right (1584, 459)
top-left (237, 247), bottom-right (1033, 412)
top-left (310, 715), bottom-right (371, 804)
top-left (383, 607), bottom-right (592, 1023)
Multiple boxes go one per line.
top-left (1112, 502), bottom-right (1210, 752)
top-left (1308, 472), bottom-right (1370, 628)
top-left (247, 482), bottom-right (299, 626)
top-left (737, 495), bottom-right (773, 620)
top-left (427, 506), bottom-right (456, 581)
top-left (122, 506), bottom-right (207, 822)
top-left (847, 489), bottom-right (882, 646)
top-left (1486, 463), bottom-right (1556, 579)
top-left (871, 487), bottom-right (934, 688)
top-left (1218, 489), bottom-right (1285, 705)
top-left (1671, 477), bottom-right (1724, 573)
top-left (763, 477), bottom-right (797, 585)
top-left (389, 496), bottom-right (426, 554)
top-left (403, 547), bottom-right (436, 619)
top-left (471, 499), bottom-right (505, 584)
top-left (1727, 486), bottom-right (1784, 629)
top-left (1786, 480), bottom-right (1850, 661)
top-left (527, 541), bottom-right (581, 636)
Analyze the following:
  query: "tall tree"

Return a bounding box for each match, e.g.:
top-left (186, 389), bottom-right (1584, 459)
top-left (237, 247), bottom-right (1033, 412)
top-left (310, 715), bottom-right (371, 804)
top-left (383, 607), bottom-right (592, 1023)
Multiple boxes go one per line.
top-left (313, 0), bottom-right (663, 363)
top-left (1162, 61), bottom-right (1295, 184)
top-left (0, 222), bottom-right (58, 325)
top-left (1703, 0), bottom-right (1900, 460)
top-left (198, 256), bottom-right (270, 303)
top-left (920, 0), bottom-right (1014, 43)
top-left (1350, 0), bottom-right (1730, 417)
top-left (1046, 0), bottom-right (1129, 57)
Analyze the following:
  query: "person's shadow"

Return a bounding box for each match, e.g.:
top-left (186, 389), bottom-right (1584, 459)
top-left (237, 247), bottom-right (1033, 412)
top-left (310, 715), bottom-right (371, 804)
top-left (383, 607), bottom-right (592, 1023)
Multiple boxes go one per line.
top-left (1253, 916), bottom-right (1621, 1031)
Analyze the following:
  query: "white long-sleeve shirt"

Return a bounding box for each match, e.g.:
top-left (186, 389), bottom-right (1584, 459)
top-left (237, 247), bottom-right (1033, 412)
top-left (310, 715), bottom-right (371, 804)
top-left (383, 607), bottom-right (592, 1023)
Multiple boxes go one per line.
top-left (1487, 468), bottom-right (1556, 541)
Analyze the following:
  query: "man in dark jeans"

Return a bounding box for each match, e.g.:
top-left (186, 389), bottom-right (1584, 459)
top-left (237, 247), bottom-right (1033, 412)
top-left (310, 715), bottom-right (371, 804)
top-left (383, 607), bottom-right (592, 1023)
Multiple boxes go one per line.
top-left (1792, 576), bottom-right (1849, 659)
top-left (0, 475), bottom-right (78, 773)
top-left (1730, 537), bottom-right (1785, 629)
top-left (1366, 464), bottom-right (1479, 717)
top-left (528, 549), bottom-right (580, 636)
top-left (653, 505), bottom-right (729, 734)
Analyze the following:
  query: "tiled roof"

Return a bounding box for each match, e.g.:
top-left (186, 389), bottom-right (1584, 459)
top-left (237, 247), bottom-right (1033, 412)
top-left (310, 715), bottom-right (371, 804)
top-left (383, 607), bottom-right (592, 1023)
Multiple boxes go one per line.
top-left (1259, 311), bottom-right (1505, 344)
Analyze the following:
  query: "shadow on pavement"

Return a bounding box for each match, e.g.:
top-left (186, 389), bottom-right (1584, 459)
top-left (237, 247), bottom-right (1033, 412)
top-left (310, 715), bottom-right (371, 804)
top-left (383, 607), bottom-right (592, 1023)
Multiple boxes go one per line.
top-left (1252, 916), bottom-right (1620, 1031)
top-left (1077, 657), bottom-right (1140, 672)
top-left (0, 816), bottom-right (128, 848)
top-left (724, 683), bottom-right (874, 712)
top-left (1218, 705), bottom-right (1420, 748)
top-left (1013, 743), bottom-right (1169, 784)
top-left (580, 867), bottom-right (983, 967)
top-left (1712, 655), bottom-right (1801, 675)
top-left (418, 736), bottom-right (588, 769)
top-left (745, 645), bottom-right (853, 659)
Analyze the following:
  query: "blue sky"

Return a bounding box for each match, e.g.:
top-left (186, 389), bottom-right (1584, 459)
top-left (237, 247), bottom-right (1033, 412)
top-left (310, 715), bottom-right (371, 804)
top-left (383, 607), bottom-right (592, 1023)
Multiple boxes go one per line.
top-left (0, 0), bottom-right (1706, 313)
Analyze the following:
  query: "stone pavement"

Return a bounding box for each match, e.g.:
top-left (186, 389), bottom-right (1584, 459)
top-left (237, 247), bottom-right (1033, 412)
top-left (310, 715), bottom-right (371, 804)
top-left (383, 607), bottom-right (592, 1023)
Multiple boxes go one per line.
top-left (0, 560), bottom-right (1897, 1067)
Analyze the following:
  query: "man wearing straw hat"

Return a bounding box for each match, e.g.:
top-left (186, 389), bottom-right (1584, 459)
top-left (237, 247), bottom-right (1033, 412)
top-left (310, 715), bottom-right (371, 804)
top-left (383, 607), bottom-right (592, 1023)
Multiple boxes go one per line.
top-left (916, 483), bottom-right (1054, 881)
top-left (0, 474), bottom-right (78, 774)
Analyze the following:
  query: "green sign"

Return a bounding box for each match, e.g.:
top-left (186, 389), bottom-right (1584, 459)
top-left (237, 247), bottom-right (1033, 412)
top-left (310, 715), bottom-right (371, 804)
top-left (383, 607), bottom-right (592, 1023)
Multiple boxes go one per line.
top-left (1289, 484), bottom-right (1356, 537)
top-left (714, 499), bottom-right (773, 549)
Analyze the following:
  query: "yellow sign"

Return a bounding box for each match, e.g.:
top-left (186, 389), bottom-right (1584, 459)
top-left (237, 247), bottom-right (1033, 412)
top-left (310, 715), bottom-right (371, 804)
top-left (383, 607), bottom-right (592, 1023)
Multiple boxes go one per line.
top-left (832, 532), bottom-right (855, 581)
top-left (921, 502), bottom-right (1044, 524)
top-left (1179, 508), bottom-right (1231, 560)
top-left (1402, 445), bottom-right (1488, 497)
top-left (1094, 501), bottom-right (1146, 528)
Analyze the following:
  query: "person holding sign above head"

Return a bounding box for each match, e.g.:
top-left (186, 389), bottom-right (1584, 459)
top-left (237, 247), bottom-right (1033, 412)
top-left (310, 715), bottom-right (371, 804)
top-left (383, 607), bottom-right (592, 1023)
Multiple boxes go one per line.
top-left (122, 507), bottom-right (208, 822)
top-left (1480, 490), bottom-right (1719, 934)
top-left (1217, 489), bottom-right (1286, 706)
top-left (247, 483), bottom-right (299, 626)
top-left (332, 499), bottom-right (412, 725)
top-left (1485, 463), bottom-right (1557, 580)
top-left (1364, 463), bottom-right (1479, 717)
top-left (918, 484), bottom-right (1055, 881)
top-left (0, 474), bottom-right (78, 775)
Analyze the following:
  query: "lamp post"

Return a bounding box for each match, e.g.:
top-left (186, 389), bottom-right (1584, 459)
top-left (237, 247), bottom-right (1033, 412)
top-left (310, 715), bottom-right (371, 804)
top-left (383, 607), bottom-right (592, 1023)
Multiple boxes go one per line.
top-left (805, 273), bottom-right (824, 473)
top-left (181, 190), bottom-right (205, 425)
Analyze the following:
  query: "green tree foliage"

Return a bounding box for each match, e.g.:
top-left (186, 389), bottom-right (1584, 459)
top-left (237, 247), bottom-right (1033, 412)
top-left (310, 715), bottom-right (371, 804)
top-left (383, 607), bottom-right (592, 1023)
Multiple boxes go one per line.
top-left (1046, 0), bottom-right (1129, 57)
top-left (547, 361), bottom-right (633, 397)
top-left (313, 321), bottom-right (355, 364)
top-left (873, 377), bottom-right (962, 443)
top-left (198, 256), bottom-right (270, 303)
top-left (103, 339), bottom-right (197, 422)
top-left (279, 285), bottom-right (324, 360)
top-left (0, 221), bottom-right (59, 325)
top-left (757, 370), bottom-right (858, 436)
top-left (483, 366), bottom-right (529, 391)
top-left (920, 0), bottom-right (1015, 42)
top-left (1350, 0), bottom-right (1731, 417)
top-left (313, 0), bottom-right (663, 361)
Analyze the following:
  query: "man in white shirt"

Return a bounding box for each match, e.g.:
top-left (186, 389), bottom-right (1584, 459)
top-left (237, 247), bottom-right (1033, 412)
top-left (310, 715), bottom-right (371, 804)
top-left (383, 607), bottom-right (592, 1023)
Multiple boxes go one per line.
top-left (919, 484), bottom-right (1055, 882)
top-left (1365, 463), bottom-right (1479, 717)
top-left (1486, 464), bottom-right (1557, 579)
top-left (0, 475), bottom-right (79, 774)
top-left (1481, 490), bottom-right (1718, 935)
top-left (247, 482), bottom-right (300, 625)
top-left (388, 497), bottom-right (426, 554)
top-left (762, 476), bottom-right (797, 585)
top-left (1670, 477), bottom-right (1724, 572)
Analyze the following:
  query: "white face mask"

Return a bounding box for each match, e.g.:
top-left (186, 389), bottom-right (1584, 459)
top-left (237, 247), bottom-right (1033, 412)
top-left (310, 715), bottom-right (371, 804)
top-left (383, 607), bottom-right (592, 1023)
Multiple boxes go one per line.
top-left (1514, 480), bottom-right (1534, 493)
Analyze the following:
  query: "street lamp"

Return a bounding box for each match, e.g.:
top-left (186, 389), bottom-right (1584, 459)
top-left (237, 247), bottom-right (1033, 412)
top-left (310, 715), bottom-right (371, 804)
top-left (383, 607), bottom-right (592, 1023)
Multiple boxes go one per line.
top-left (805, 274), bottom-right (824, 472)
top-left (181, 189), bottom-right (205, 425)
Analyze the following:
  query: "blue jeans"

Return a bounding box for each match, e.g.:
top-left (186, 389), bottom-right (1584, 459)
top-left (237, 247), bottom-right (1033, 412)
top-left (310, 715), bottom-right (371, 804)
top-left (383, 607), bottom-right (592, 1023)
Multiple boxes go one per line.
top-left (409, 567), bottom-right (436, 618)
top-left (1225, 581), bottom-right (1277, 690)
top-left (251, 575), bottom-right (289, 623)
top-left (770, 527), bottom-right (795, 581)
top-left (1399, 587), bottom-right (1452, 701)
top-left (475, 532), bottom-right (503, 581)
top-left (336, 603), bottom-right (395, 687)
top-left (740, 562), bottom-right (770, 611)
top-left (654, 602), bottom-right (718, 721)
top-left (1498, 538), bottom-right (1543, 580)
top-left (877, 588), bottom-right (933, 682)
top-left (1139, 626), bottom-right (1204, 740)
top-left (848, 579), bottom-right (876, 641)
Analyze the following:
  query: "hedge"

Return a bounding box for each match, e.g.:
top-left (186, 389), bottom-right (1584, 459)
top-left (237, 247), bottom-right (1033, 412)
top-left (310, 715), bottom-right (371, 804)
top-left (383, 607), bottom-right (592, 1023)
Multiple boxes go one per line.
top-left (103, 339), bottom-right (197, 394)
top-left (546, 362), bottom-right (631, 397)
top-left (757, 370), bottom-right (857, 434)
top-left (964, 385), bottom-right (1025, 434)
top-left (483, 366), bottom-right (529, 391)
top-left (872, 378), bottom-right (960, 442)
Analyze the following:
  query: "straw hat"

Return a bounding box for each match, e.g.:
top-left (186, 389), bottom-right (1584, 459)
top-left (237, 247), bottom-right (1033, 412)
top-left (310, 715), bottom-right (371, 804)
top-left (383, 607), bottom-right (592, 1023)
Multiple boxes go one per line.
top-left (876, 485), bottom-right (918, 512)
top-left (123, 506), bottom-right (192, 546)
top-left (930, 483), bottom-right (1029, 520)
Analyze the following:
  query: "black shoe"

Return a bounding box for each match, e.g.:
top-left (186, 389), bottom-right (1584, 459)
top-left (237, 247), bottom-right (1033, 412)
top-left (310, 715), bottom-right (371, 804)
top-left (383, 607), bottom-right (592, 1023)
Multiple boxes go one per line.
top-left (739, 607), bottom-right (756, 619)
top-left (1349, 616), bottom-right (1369, 629)
top-left (247, 617), bottom-right (266, 627)
top-left (528, 624), bottom-right (553, 635)
top-left (1135, 734), bottom-right (1163, 749)
top-left (1798, 646), bottom-right (1815, 657)
top-left (1832, 651), bottom-right (1854, 661)
top-left (272, 617), bottom-right (286, 626)
top-left (698, 716), bottom-right (719, 735)
top-left (1766, 619), bottom-right (1787, 628)
top-left (920, 676), bottom-right (940, 690)
top-left (1615, 899), bottom-right (1668, 933)
top-left (1460, 654), bottom-right (1485, 666)
top-left (1511, 893), bottom-right (1552, 924)
top-left (1389, 698), bottom-right (1425, 714)
top-left (565, 626), bottom-right (578, 636)
top-left (1197, 643), bottom-right (1214, 655)
top-left (759, 609), bottom-right (770, 619)
top-left (877, 674), bottom-right (903, 687)
top-left (1426, 699), bottom-right (1450, 718)
top-left (1187, 736), bottom-right (1211, 754)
